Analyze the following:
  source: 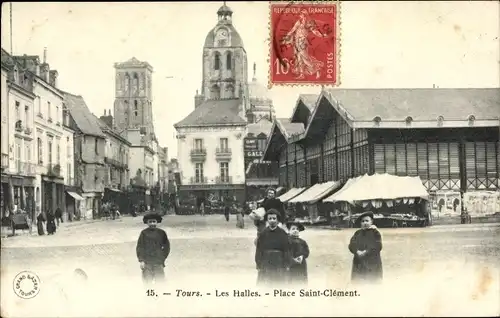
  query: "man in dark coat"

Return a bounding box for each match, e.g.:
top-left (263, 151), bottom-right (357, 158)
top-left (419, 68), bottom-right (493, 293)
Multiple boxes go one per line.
top-left (55, 207), bottom-right (63, 226)
top-left (255, 209), bottom-right (290, 286)
top-left (262, 188), bottom-right (286, 225)
top-left (136, 212), bottom-right (171, 285)
top-left (348, 211), bottom-right (383, 283)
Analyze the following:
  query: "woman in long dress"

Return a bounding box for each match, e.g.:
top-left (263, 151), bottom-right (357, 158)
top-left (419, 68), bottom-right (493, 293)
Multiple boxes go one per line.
top-left (37, 212), bottom-right (46, 236)
top-left (286, 222), bottom-right (310, 285)
top-left (348, 211), bottom-right (383, 283)
top-left (46, 210), bottom-right (57, 235)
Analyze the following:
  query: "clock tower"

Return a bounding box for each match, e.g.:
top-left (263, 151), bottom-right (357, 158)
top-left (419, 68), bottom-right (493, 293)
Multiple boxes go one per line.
top-left (195, 2), bottom-right (249, 106)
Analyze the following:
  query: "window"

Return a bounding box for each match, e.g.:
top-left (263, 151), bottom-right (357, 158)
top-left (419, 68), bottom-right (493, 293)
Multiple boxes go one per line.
top-left (195, 163), bottom-right (204, 183)
top-left (37, 96), bottom-right (42, 114)
top-left (48, 140), bottom-right (53, 164)
top-left (25, 105), bottom-right (29, 128)
top-left (95, 137), bottom-right (99, 154)
top-left (57, 143), bottom-right (60, 164)
top-left (66, 137), bottom-right (70, 156)
top-left (15, 101), bottom-right (20, 120)
top-left (220, 162), bottom-right (229, 182)
top-left (25, 145), bottom-right (31, 162)
top-left (220, 138), bottom-right (228, 150)
top-left (37, 138), bottom-right (43, 164)
top-left (56, 105), bottom-right (59, 123)
top-left (134, 100), bottom-right (138, 110)
top-left (47, 102), bottom-right (51, 119)
top-left (226, 52), bottom-right (232, 70)
top-left (214, 52), bottom-right (220, 70)
top-left (194, 138), bottom-right (203, 150)
top-left (257, 139), bottom-right (267, 151)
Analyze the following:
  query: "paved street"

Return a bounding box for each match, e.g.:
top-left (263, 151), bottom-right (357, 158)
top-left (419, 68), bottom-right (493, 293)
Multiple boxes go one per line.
top-left (1, 216), bottom-right (499, 317)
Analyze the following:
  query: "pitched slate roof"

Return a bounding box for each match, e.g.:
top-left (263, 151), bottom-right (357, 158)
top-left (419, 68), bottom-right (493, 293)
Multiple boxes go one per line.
top-left (299, 94), bottom-right (319, 111)
top-left (61, 91), bottom-right (105, 138)
top-left (276, 118), bottom-right (305, 138)
top-left (174, 98), bottom-right (247, 128)
top-left (247, 117), bottom-right (273, 136)
top-left (323, 88), bottom-right (500, 121)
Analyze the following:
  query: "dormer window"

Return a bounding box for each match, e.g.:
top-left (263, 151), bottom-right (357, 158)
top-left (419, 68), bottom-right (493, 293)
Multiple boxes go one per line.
top-left (373, 116), bottom-right (381, 126)
top-left (437, 116), bottom-right (444, 127)
top-left (405, 116), bottom-right (413, 125)
top-left (468, 115), bottom-right (475, 126)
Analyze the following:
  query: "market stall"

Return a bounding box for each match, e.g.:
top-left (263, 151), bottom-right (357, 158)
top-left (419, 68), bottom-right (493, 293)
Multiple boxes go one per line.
top-left (277, 187), bottom-right (306, 203)
top-left (287, 181), bottom-right (342, 224)
top-left (323, 173), bottom-right (431, 228)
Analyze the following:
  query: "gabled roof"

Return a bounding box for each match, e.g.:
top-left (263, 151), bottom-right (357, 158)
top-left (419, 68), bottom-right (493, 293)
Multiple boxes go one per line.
top-left (61, 91), bottom-right (105, 138)
top-left (262, 118), bottom-right (305, 161)
top-left (92, 114), bottom-right (131, 145)
top-left (174, 98), bottom-right (246, 128)
top-left (321, 87), bottom-right (500, 125)
top-left (289, 94), bottom-right (319, 123)
top-left (247, 117), bottom-right (273, 136)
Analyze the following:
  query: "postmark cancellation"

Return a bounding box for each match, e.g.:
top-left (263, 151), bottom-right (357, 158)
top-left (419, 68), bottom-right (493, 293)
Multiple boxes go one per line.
top-left (269, 1), bottom-right (341, 88)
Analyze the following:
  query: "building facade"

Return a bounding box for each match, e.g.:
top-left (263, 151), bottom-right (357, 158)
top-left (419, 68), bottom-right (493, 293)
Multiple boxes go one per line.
top-left (96, 110), bottom-right (131, 212)
top-left (62, 91), bottom-right (107, 219)
top-left (263, 88), bottom-right (500, 215)
top-left (174, 4), bottom-right (275, 207)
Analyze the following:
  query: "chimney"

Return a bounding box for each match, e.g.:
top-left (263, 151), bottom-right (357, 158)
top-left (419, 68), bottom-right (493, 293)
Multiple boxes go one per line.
top-left (49, 70), bottom-right (58, 88)
top-left (194, 90), bottom-right (204, 109)
top-left (40, 47), bottom-right (50, 82)
top-left (43, 47), bottom-right (47, 64)
top-left (99, 109), bottom-right (114, 128)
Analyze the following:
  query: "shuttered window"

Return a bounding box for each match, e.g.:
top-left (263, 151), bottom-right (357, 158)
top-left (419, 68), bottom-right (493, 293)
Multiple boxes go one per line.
top-left (406, 143), bottom-right (418, 176)
top-left (395, 143), bottom-right (407, 176)
top-left (465, 143), bottom-right (476, 178)
top-left (476, 142), bottom-right (486, 178)
top-left (428, 143), bottom-right (438, 178)
top-left (417, 143), bottom-right (428, 179)
top-left (438, 143), bottom-right (450, 179)
top-left (486, 142), bottom-right (497, 178)
top-left (449, 143), bottom-right (460, 179)
top-left (384, 144), bottom-right (396, 175)
top-left (374, 144), bottom-right (385, 173)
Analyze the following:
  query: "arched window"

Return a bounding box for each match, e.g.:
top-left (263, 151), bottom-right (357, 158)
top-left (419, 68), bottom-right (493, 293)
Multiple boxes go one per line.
top-left (211, 85), bottom-right (220, 99)
top-left (124, 73), bottom-right (130, 92)
top-left (226, 52), bottom-right (232, 70)
top-left (214, 52), bottom-right (220, 70)
top-left (134, 100), bottom-right (138, 110)
top-left (133, 73), bottom-right (139, 92)
top-left (226, 84), bottom-right (235, 98)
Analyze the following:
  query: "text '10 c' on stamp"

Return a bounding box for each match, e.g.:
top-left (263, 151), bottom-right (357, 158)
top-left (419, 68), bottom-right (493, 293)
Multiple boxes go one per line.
top-left (269, 1), bottom-right (340, 87)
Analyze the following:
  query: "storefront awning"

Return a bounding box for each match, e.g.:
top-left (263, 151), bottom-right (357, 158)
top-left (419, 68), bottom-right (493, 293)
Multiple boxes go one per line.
top-left (106, 187), bottom-right (122, 193)
top-left (323, 173), bottom-right (429, 204)
top-left (277, 187), bottom-right (306, 202)
top-left (288, 181), bottom-right (341, 204)
top-left (66, 191), bottom-right (84, 201)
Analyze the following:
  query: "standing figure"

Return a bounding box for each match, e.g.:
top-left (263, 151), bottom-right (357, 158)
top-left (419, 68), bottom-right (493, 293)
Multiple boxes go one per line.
top-left (46, 210), bottom-right (57, 235)
top-left (348, 211), bottom-right (383, 283)
top-left (262, 188), bottom-right (287, 227)
top-left (55, 207), bottom-right (63, 226)
top-left (286, 222), bottom-right (310, 285)
top-left (36, 211), bottom-right (46, 236)
top-left (223, 198), bottom-right (231, 222)
top-left (236, 204), bottom-right (245, 229)
top-left (255, 209), bottom-right (290, 286)
top-left (136, 212), bottom-right (171, 286)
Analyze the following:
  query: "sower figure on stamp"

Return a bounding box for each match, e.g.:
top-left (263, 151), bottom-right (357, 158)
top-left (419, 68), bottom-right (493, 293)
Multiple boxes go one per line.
top-left (136, 212), bottom-right (171, 286)
top-left (348, 211), bottom-right (383, 284)
top-left (255, 209), bottom-right (290, 286)
top-left (286, 222), bottom-right (310, 286)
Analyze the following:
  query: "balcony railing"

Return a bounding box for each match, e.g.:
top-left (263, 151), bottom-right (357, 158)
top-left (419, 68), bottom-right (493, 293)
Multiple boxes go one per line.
top-left (105, 157), bottom-right (126, 168)
top-left (24, 127), bottom-right (32, 135)
top-left (190, 176), bottom-right (208, 184)
top-left (190, 148), bottom-right (207, 161)
top-left (215, 176), bottom-right (232, 184)
top-left (215, 147), bottom-right (232, 160)
top-left (47, 163), bottom-right (61, 177)
top-left (1, 153), bottom-right (8, 168)
top-left (14, 160), bottom-right (36, 176)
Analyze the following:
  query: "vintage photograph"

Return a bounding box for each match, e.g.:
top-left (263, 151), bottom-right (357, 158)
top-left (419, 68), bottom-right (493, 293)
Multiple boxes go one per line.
top-left (1, 1), bottom-right (499, 317)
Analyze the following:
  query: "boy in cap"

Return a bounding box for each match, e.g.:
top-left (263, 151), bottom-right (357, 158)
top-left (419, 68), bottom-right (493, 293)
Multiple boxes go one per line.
top-left (136, 212), bottom-right (171, 285)
top-left (286, 222), bottom-right (310, 285)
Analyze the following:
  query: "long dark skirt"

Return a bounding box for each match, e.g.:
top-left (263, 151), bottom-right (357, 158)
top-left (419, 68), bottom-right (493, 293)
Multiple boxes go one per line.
top-left (257, 251), bottom-right (287, 286)
top-left (351, 255), bottom-right (383, 283)
top-left (37, 221), bottom-right (45, 235)
top-left (47, 220), bottom-right (56, 234)
top-left (288, 261), bottom-right (308, 285)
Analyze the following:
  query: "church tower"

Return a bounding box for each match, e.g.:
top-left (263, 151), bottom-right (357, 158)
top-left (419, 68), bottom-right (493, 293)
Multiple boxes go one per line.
top-left (113, 57), bottom-right (155, 136)
top-left (195, 2), bottom-right (249, 108)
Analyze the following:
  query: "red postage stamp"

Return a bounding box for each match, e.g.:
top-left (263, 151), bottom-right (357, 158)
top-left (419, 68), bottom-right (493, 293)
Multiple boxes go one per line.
top-left (269, 1), bottom-right (340, 87)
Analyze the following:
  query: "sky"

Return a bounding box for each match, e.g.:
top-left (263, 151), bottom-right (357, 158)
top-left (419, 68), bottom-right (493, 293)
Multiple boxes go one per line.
top-left (1, 1), bottom-right (498, 158)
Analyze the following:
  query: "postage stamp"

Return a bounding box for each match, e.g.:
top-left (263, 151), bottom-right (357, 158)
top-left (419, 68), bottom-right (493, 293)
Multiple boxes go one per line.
top-left (269, 1), bottom-right (340, 87)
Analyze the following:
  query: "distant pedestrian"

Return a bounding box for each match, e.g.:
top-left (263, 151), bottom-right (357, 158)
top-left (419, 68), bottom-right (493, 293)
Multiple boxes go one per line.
top-left (348, 211), bottom-right (383, 284)
top-left (255, 209), bottom-right (290, 286)
top-left (136, 212), bottom-right (171, 286)
top-left (46, 210), bottom-right (57, 235)
top-left (236, 204), bottom-right (245, 229)
top-left (36, 211), bottom-right (46, 236)
top-left (286, 222), bottom-right (309, 286)
top-left (55, 207), bottom-right (63, 226)
top-left (223, 198), bottom-right (230, 222)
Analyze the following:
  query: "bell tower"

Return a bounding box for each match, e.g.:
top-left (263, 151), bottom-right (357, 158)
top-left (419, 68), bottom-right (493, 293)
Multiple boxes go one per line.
top-left (113, 57), bottom-right (155, 135)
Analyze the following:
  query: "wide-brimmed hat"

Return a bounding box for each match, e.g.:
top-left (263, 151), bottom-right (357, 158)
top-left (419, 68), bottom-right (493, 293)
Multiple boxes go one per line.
top-left (356, 211), bottom-right (374, 223)
top-left (143, 212), bottom-right (163, 224)
top-left (286, 222), bottom-right (305, 231)
top-left (264, 209), bottom-right (281, 222)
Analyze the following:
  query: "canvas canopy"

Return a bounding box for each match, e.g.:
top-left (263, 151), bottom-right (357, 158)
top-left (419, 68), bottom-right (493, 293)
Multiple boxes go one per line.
top-left (278, 187), bottom-right (306, 202)
top-left (288, 181), bottom-right (341, 204)
top-left (323, 173), bottom-right (429, 204)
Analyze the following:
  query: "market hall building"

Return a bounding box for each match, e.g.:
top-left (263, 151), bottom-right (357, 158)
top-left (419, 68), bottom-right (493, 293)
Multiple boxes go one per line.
top-left (263, 88), bottom-right (500, 212)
